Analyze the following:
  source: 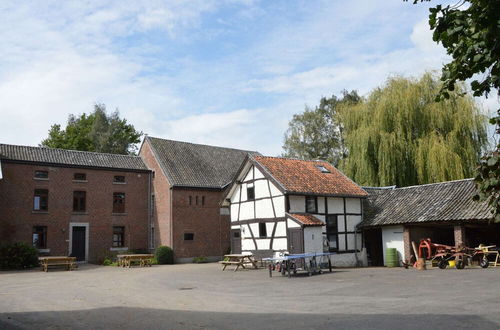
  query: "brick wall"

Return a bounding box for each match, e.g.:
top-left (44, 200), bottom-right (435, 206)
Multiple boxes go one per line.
top-left (172, 189), bottom-right (230, 260)
top-left (0, 161), bottom-right (150, 263)
top-left (139, 141), bottom-right (172, 249)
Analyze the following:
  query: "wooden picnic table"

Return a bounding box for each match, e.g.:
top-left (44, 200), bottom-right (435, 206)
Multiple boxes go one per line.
top-left (117, 254), bottom-right (154, 268)
top-left (38, 256), bottom-right (76, 272)
top-left (220, 254), bottom-right (258, 271)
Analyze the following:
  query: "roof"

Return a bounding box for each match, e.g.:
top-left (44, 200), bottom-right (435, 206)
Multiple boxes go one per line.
top-left (253, 156), bottom-right (368, 197)
top-left (287, 213), bottom-right (324, 227)
top-left (361, 179), bottom-right (493, 227)
top-left (144, 136), bottom-right (260, 189)
top-left (0, 143), bottom-right (148, 171)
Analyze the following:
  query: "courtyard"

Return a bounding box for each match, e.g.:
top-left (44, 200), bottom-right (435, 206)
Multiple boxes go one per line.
top-left (1, 264), bottom-right (499, 329)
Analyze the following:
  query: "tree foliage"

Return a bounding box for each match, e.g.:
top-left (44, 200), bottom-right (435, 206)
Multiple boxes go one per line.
top-left (41, 104), bottom-right (142, 155)
top-left (282, 91), bottom-right (360, 166)
top-left (339, 73), bottom-right (488, 187)
top-left (410, 0), bottom-right (500, 221)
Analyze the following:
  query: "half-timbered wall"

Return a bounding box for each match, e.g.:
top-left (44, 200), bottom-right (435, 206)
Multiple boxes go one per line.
top-left (286, 195), bottom-right (363, 253)
top-left (230, 164), bottom-right (287, 253)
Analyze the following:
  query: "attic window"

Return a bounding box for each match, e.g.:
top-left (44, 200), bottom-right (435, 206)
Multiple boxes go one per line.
top-left (316, 165), bottom-right (330, 173)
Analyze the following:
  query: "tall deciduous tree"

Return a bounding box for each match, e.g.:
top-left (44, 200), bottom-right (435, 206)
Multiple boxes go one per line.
top-left (410, 0), bottom-right (500, 221)
top-left (282, 91), bottom-right (360, 166)
top-left (41, 104), bottom-right (142, 155)
top-left (339, 73), bottom-right (488, 187)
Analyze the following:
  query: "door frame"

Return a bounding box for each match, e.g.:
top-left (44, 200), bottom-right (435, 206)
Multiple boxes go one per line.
top-left (230, 229), bottom-right (242, 254)
top-left (69, 222), bottom-right (89, 263)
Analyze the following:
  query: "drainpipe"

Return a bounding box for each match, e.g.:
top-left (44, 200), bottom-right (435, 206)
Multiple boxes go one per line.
top-left (147, 171), bottom-right (152, 251)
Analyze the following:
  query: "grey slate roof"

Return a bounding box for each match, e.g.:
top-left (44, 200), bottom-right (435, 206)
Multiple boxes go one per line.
top-left (145, 136), bottom-right (259, 189)
top-left (0, 143), bottom-right (148, 171)
top-left (361, 179), bottom-right (493, 227)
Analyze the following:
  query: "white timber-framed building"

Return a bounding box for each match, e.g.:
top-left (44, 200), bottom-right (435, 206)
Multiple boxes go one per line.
top-left (223, 155), bottom-right (369, 267)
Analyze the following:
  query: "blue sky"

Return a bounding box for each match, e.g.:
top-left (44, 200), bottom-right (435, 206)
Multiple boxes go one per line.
top-left (0, 0), bottom-right (497, 155)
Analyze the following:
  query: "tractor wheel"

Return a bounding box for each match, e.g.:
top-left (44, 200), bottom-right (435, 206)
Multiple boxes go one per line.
top-left (480, 258), bottom-right (489, 269)
top-left (455, 259), bottom-right (465, 269)
top-left (438, 259), bottom-right (448, 269)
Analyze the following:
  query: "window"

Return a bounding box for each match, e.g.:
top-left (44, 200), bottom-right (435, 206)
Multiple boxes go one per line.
top-left (189, 196), bottom-right (192, 205)
top-left (113, 175), bottom-right (125, 183)
top-left (247, 186), bottom-right (255, 200)
top-left (306, 196), bottom-right (317, 213)
top-left (184, 233), bottom-right (194, 240)
top-left (196, 196), bottom-right (199, 205)
top-left (73, 191), bottom-right (86, 212)
top-left (202, 196), bottom-right (205, 206)
top-left (32, 226), bottom-right (47, 249)
top-left (259, 222), bottom-right (267, 238)
top-left (113, 192), bottom-right (126, 213)
top-left (34, 170), bottom-right (48, 179)
top-left (74, 173), bottom-right (86, 181)
top-left (34, 189), bottom-right (48, 211)
top-left (316, 165), bottom-right (330, 173)
top-left (112, 226), bottom-right (125, 247)
top-left (326, 215), bottom-right (338, 252)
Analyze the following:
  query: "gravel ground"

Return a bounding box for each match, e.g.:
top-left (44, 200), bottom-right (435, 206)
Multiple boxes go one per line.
top-left (1, 263), bottom-right (499, 329)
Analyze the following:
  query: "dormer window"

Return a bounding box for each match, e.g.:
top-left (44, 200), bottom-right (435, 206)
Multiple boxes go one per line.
top-left (316, 165), bottom-right (330, 173)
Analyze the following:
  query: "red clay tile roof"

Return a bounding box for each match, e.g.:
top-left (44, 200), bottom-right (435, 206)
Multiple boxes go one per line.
top-left (288, 213), bottom-right (324, 227)
top-left (254, 156), bottom-right (368, 197)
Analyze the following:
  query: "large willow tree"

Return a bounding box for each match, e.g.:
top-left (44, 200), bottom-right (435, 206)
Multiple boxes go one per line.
top-left (339, 73), bottom-right (488, 187)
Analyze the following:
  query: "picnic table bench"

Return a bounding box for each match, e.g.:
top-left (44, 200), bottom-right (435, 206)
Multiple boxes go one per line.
top-left (117, 254), bottom-right (154, 268)
top-left (220, 254), bottom-right (258, 271)
top-left (39, 256), bottom-right (76, 272)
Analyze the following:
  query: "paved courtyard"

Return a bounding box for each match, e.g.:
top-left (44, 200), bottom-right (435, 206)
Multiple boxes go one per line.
top-left (1, 263), bottom-right (499, 329)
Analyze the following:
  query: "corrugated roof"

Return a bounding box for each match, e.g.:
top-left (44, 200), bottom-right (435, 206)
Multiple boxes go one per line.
top-left (146, 136), bottom-right (259, 189)
top-left (287, 213), bottom-right (324, 227)
top-left (0, 143), bottom-right (148, 171)
top-left (253, 156), bottom-right (368, 197)
top-left (361, 179), bottom-right (493, 227)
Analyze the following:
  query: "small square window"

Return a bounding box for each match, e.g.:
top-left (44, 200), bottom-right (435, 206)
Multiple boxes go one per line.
top-left (33, 226), bottom-right (47, 249)
top-left (113, 175), bottom-right (125, 183)
top-left (247, 186), bottom-right (255, 201)
top-left (259, 223), bottom-right (267, 238)
top-left (306, 196), bottom-right (317, 213)
top-left (74, 173), bottom-right (86, 181)
top-left (34, 171), bottom-right (48, 179)
top-left (184, 233), bottom-right (194, 241)
top-left (113, 226), bottom-right (125, 247)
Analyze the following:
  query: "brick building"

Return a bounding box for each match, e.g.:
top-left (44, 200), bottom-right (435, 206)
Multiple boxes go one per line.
top-left (139, 136), bottom-right (258, 262)
top-left (0, 144), bottom-right (152, 263)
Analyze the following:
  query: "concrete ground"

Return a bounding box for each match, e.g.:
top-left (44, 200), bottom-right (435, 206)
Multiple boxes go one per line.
top-left (1, 263), bottom-right (499, 329)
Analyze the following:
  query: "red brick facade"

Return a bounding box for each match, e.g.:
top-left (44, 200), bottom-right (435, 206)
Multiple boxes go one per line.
top-left (0, 161), bottom-right (150, 263)
top-left (140, 140), bottom-right (230, 262)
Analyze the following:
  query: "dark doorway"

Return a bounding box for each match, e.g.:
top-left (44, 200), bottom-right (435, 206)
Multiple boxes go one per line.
top-left (230, 229), bottom-right (241, 254)
top-left (72, 226), bottom-right (86, 261)
top-left (364, 228), bottom-right (383, 266)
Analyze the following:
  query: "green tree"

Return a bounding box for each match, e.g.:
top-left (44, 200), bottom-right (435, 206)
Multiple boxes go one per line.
top-left (409, 0), bottom-right (500, 221)
top-left (339, 73), bottom-right (488, 187)
top-left (282, 91), bottom-right (360, 166)
top-left (41, 104), bottom-right (142, 155)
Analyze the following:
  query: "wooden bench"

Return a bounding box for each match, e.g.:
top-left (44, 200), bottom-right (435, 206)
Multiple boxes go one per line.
top-left (39, 256), bottom-right (76, 272)
top-left (117, 254), bottom-right (154, 268)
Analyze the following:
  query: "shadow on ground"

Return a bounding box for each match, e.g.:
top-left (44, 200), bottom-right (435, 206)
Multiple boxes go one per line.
top-left (1, 307), bottom-right (498, 330)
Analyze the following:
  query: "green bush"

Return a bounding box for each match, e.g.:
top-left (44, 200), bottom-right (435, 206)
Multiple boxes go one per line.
top-left (193, 256), bottom-right (208, 263)
top-left (155, 246), bottom-right (173, 264)
top-left (102, 258), bottom-right (113, 266)
top-left (0, 242), bottom-right (39, 270)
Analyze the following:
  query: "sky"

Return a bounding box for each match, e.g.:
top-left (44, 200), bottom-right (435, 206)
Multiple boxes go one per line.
top-left (0, 0), bottom-right (498, 156)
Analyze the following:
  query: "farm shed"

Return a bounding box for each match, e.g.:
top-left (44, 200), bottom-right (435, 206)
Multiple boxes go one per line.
top-left (361, 179), bottom-right (499, 266)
